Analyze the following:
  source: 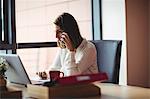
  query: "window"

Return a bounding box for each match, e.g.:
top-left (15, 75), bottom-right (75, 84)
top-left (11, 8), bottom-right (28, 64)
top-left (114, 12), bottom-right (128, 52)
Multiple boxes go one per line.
top-left (15, 0), bottom-right (92, 43)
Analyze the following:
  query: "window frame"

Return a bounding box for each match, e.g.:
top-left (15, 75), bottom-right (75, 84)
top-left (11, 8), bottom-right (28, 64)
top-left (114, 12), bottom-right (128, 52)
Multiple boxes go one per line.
top-left (91, 0), bottom-right (102, 40)
top-left (0, 0), bottom-right (2, 42)
top-left (0, 0), bottom-right (16, 53)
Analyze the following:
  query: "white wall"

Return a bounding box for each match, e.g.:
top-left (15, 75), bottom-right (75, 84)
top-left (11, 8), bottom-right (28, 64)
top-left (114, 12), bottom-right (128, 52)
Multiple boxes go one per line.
top-left (102, 0), bottom-right (127, 85)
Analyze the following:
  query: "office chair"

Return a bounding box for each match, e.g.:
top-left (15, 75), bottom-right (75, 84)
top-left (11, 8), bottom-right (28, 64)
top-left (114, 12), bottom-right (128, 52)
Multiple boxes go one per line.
top-left (91, 40), bottom-right (122, 84)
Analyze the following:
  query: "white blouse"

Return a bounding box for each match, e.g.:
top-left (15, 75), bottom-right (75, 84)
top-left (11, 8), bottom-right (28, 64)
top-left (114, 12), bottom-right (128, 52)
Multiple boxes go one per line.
top-left (49, 39), bottom-right (98, 76)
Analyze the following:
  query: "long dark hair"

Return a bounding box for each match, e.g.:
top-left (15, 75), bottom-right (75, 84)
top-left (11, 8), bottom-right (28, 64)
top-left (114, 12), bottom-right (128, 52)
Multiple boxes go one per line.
top-left (54, 13), bottom-right (83, 49)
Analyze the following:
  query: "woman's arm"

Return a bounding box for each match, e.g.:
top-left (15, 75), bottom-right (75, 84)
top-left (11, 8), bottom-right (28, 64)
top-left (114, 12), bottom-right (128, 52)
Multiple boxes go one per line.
top-left (37, 49), bottom-right (62, 79)
top-left (64, 43), bottom-right (98, 76)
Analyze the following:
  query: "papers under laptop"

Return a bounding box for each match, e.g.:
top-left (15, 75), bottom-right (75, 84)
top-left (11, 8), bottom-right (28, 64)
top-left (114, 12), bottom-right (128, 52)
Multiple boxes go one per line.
top-left (0, 54), bottom-right (50, 85)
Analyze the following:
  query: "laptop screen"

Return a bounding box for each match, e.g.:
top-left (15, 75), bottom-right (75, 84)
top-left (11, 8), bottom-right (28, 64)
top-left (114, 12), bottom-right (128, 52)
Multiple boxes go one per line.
top-left (0, 54), bottom-right (31, 85)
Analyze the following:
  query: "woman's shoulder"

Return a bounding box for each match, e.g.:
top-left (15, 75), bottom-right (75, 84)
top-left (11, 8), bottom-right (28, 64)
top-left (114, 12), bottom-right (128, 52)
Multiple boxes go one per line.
top-left (88, 40), bottom-right (95, 46)
top-left (81, 39), bottom-right (97, 55)
top-left (76, 39), bottom-right (96, 52)
top-left (86, 40), bottom-right (96, 49)
top-left (81, 39), bottom-right (96, 51)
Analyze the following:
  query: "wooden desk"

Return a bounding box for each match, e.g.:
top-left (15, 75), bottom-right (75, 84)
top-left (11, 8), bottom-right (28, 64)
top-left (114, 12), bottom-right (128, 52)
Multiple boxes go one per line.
top-left (94, 83), bottom-right (150, 99)
top-left (7, 82), bottom-right (150, 99)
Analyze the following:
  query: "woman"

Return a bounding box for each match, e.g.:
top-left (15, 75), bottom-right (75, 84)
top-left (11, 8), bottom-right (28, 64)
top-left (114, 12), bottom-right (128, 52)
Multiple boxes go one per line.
top-left (37, 13), bottom-right (98, 78)
top-left (49, 13), bottom-right (98, 76)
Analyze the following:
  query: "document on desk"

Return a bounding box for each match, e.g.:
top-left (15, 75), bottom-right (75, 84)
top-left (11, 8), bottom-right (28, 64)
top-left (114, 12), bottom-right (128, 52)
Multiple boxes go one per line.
top-left (30, 76), bottom-right (50, 85)
top-left (58, 72), bottom-right (108, 85)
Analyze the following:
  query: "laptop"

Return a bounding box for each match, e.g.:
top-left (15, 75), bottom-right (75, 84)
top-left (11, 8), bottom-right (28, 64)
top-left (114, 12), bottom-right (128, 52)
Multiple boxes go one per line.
top-left (0, 54), bottom-right (50, 85)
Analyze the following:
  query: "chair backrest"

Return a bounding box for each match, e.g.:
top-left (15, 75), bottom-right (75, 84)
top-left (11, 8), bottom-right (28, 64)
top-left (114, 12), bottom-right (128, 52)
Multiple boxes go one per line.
top-left (91, 40), bottom-right (122, 84)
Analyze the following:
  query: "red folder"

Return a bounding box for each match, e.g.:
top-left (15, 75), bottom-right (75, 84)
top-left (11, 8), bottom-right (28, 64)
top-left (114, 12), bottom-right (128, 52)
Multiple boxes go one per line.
top-left (58, 72), bottom-right (108, 85)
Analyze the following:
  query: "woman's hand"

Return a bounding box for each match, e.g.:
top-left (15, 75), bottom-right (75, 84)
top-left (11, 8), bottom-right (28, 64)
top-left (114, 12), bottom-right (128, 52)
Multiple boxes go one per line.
top-left (36, 71), bottom-right (48, 80)
top-left (61, 32), bottom-right (75, 51)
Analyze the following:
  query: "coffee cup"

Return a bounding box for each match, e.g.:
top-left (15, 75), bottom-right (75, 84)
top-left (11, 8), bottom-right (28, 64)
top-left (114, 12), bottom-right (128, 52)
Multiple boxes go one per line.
top-left (49, 71), bottom-right (64, 81)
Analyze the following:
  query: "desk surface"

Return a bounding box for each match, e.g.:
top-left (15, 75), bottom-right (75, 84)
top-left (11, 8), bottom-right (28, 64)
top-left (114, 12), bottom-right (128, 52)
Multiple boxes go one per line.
top-left (7, 82), bottom-right (150, 99)
top-left (95, 83), bottom-right (150, 99)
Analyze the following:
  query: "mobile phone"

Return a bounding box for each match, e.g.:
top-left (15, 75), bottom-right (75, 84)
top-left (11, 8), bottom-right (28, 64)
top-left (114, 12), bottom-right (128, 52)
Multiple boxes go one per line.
top-left (58, 39), bottom-right (66, 49)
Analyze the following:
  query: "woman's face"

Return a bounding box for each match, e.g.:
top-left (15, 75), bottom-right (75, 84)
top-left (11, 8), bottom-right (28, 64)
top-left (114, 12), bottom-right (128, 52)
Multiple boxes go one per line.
top-left (55, 25), bottom-right (63, 40)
